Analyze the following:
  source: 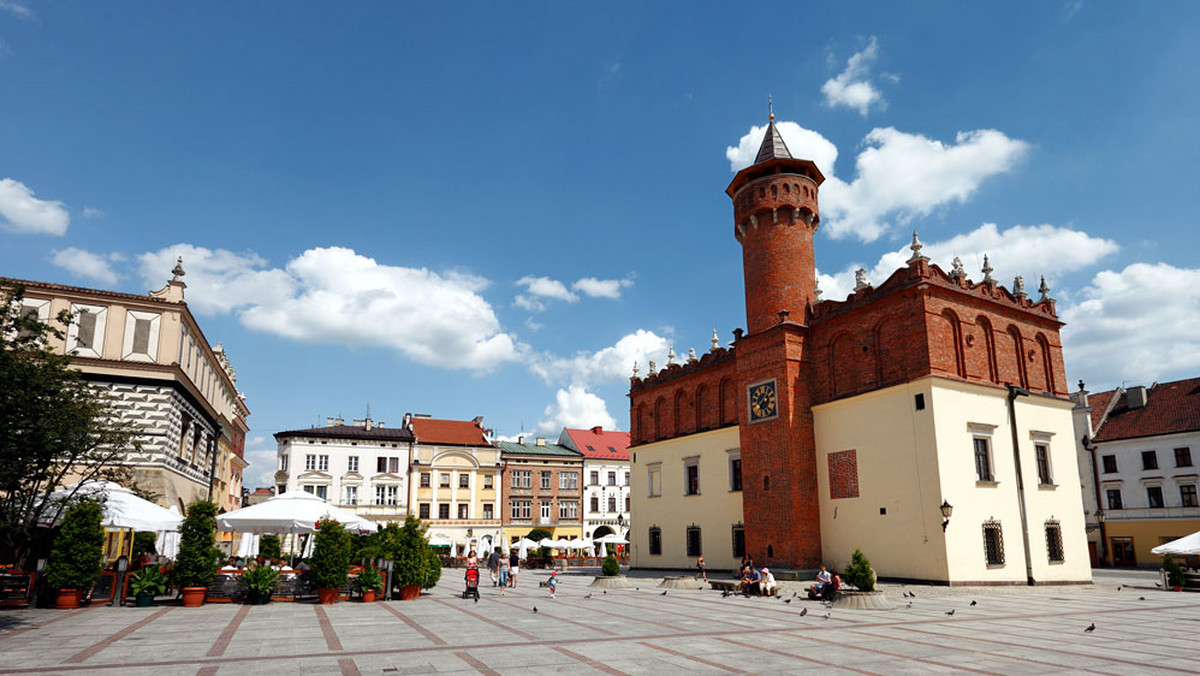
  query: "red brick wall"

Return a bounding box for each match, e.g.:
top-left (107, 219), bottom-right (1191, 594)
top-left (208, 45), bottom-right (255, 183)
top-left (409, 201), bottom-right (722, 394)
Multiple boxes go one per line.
top-left (828, 449), bottom-right (859, 500)
top-left (629, 349), bottom-right (738, 446)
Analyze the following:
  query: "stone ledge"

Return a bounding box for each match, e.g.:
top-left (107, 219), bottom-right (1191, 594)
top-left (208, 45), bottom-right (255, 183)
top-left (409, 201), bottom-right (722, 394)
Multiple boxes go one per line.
top-left (832, 591), bottom-right (895, 610)
top-left (588, 575), bottom-right (635, 589)
top-left (658, 576), bottom-right (706, 590)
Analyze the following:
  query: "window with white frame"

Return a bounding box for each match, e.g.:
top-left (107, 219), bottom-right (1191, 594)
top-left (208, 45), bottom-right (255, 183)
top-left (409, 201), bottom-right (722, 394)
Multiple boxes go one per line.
top-left (590, 495), bottom-right (599, 512)
top-left (608, 496), bottom-right (617, 512)
top-left (305, 454), bottom-right (317, 471)
top-left (559, 472), bottom-right (579, 490)
top-left (458, 503), bottom-right (469, 519)
top-left (279, 454), bottom-right (289, 471)
top-left (66, 304), bottom-right (107, 357)
top-left (122, 310), bottom-right (161, 362)
top-left (385, 485), bottom-right (398, 506)
top-left (344, 486), bottom-right (358, 505)
top-left (684, 458), bottom-right (700, 495)
top-left (484, 474), bottom-right (494, 489)
top-left (459, 473), bottom-right (470, 488)
top-left (420, 472), bottom-right (430, 487)
top-left (607, 471), bottom-right (617, 486)
top-left (589, 470), bottom-right (599, 485)
top-left (540, 500), bottom-right (552, 522)
top-left (559, 500), bottom-right (578, 520)
top-left (1035, 444), bottom-right (1052, 485)
top-left (1182, 484), bottom-right (1198, 508)
top-left (512, 469), bottom-right (531, 488)
top-left (347, 456), bottom-right (359, 473)
top-left (440, 473), bottom-right (451, 488)
top-left (318, 455), bottom-right (329, 472)
top-left (483, 503), bottom-right (493, 519)
top-left (511, 500), bottom-right (531, 520)
top-left (540, 471), bottom-right (551, 490)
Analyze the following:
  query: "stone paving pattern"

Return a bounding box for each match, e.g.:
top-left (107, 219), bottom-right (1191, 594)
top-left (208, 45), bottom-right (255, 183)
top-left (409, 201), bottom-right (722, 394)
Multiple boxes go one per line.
top-left (1, 569), bottom-right (1197, 675)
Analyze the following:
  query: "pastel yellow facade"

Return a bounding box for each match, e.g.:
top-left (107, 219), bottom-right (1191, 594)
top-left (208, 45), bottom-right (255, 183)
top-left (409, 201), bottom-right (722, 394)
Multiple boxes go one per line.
top-left (814, 377), bottom-right (1091, 584)
top-left (630, 426), bottom-right (742, 571)
top-left (410, 444), bottom-right (503, 549)
top-left (1103, 519), bottom-right (1200, 568)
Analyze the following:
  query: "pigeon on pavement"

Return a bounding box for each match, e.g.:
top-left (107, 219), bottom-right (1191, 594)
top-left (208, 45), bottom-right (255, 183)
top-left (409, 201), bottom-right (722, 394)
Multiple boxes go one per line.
top-left (800, 607), bottom-right (807, 616)
top-left (945, 609), bottom-right (955, 616)
top-left (1085, 623), bottom-right (1095, 632)
top-left (532, 607), bottom-right (538, 613)
top-left (970, 600), bottom-right (977, 606)
top-left (661, 590), bottom-right (668, 596)
top-left (584, 593), bottom-right (592, 599)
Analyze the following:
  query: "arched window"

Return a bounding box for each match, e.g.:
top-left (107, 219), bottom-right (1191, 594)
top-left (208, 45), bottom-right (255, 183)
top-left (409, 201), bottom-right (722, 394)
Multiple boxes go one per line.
top-left (1008, 326), bottom-right (1029, 389)
top-left (719, 378), bottom-right (737, 425)
top-left (674, 390), bottom-right (690, 436)
top-left (685, 524), bottom-right (702, 557)
top-left (695, 384), bottom-right (709, 430)
top-left (654, 397), bottom-right (667, 440)
top-left (941, 309), bottom-right (967, 378)
top-left (976, 315), bottom-right (998, 383)
top-left (1037, 333), bottom-right (1056, 394)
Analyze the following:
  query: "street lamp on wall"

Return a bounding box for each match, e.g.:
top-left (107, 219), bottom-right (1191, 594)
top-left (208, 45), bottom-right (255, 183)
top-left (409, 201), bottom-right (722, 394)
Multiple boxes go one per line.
top-left (940, 500), bottom-right (954, 532)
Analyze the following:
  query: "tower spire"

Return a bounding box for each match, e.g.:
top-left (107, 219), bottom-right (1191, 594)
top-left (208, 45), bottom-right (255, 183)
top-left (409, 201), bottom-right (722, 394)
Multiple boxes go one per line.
top-left (754, 101), bottom-right (793, 164)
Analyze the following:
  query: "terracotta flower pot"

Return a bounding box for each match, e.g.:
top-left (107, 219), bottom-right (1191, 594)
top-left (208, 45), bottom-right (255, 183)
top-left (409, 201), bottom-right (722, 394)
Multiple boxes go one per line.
top-left (181, 587), bottom-right (207, 607)
top-left (317, 587), bottom-right (339, 605)
top-left (361, 589), bottom-right (376, 603)
top-left (55, 589), bottom-right (80, 610)
top-left (398, 585), bottom-right (421, 601)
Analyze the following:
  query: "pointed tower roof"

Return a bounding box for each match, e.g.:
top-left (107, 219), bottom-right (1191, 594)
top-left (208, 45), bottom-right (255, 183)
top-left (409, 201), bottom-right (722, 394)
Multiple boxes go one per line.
top-left (754, 119), bottom-right (793, 164)
top-left (726, 104), bottom-right (824, 197)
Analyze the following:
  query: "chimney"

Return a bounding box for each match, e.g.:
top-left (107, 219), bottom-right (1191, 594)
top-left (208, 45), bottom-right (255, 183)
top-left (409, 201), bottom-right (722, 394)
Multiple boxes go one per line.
top-left (335, 417), bottom-right (344, 426)
top-left (1127, 386), bottom-right (1148, 409)
top-left (536, 437), bottom-right (546, 446)
top-left (377, 421), bottom-right (385, 428)
top-left (591, 426), bottom-right (603, 434)
top-left (364, 418), bottom-right (375, 431)
top-left (326, 417), bottom-right (335, 427)
top-left (517, 435), bottom-right (524, 445)
top-left (473, 415), bottom-right (485, 427)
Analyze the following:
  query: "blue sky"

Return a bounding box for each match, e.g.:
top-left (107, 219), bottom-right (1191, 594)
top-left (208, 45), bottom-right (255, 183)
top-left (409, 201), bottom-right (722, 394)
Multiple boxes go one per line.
top-left (3, 2), bottom-right (1199, 488)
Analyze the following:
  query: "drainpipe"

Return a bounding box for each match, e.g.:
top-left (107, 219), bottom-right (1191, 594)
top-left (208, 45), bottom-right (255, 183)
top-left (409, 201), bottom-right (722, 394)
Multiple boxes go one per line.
top-left (1006, 385), bottom-right (1035, 586)
top-left (206, 434), bottom-right (219, 503)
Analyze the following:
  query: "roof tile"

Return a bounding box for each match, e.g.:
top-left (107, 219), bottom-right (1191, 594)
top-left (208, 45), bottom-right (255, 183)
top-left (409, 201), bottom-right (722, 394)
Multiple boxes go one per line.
top-left (1093, 377), bottom-right (1200, 442)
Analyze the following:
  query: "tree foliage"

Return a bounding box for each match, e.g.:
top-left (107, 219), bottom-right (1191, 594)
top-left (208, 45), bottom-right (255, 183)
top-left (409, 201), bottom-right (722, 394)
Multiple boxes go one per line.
top-left (44, 499), bottom-right (104, 590)
top-left (423, 546), bottom-right (441, 589)
top-left (844, 548), bottom-right (876, 592)
top-left (527, 528), bottom-right (552, 542)
top-left (0, 285), bottom-right (143, 567)
top-left (391, 515), bottom-right (429, 588)
top-left (258, 534), bottom-right (281, 560)
top-left (173, 500), bottom-right (220, 588)
top-left (310, 518), bottom-right (351, 590)
top-left (601, 554), bottom-right (620, 577)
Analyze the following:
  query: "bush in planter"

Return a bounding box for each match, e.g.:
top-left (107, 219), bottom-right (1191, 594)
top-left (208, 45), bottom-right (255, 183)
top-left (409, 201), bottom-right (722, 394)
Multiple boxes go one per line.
top-left (356, 565), bottom-right (383, 593)
top-left (242, 564), bottom-right (279, 603)
top-left (45, 499), bottom-right (105, 593)
top-left (310, 519), bottom-right (352, 592)
top-left (844, 548), bottom-right (876, 592)
top-left (258, 534), bottom-right (281, 561)
top-left (601, 554), bottom-right (620, 577)
top-left (173, 500), bottom-right (221, 591)
top-left (392, 515), bottom-right (429, 590)
top-left (1163, 555), bottom-right (1185, 588)
top-left (423, 547), bottom-right (442, 589)
top-left (129, 566), bottom-right (169, 597)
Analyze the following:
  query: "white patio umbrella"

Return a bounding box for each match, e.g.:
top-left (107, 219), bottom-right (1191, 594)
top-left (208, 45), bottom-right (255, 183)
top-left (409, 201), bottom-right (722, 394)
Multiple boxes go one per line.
top-left (215, 490), bottom-right (378, 534)
top-left (595, 534), bottom-right (629, 544)
top-left (39, 481), bottom-right (183, 532)
top-left (517, 537), bottom-right (539, 560)
top-left (156, 521), bottom-right (180, 559)
top-left (1152, 530), bottom-right (1200, 556)
top-left (236, 533), bottom-right (260, 558)
top-left (450, 540), bottom-right (458, 558)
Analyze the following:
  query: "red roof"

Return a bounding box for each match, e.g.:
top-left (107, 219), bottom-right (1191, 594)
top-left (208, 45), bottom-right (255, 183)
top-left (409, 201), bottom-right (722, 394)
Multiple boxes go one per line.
top-left (1093, 377), bottom-right (1200, 442)
top-left (410, 417), bottom-right (489, 446)
top-left (560, 426), bottom-right (630, 461)
top-left (1087, 389), bottom-right (1118, 434)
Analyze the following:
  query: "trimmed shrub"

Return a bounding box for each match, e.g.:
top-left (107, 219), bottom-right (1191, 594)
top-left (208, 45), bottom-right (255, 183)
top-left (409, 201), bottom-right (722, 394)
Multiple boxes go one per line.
top-left (45, 500), bottom-right (105, 591)
top-left (131, 531), bottom-right (157, 559)
top-left (173, 501), bottom-right (220, 589)
top-left (310, 519), bottom-right (352, 590)
top-left (844, 548), bottom-right (876, 592)
top-left (423, 546), bottom-right (442, 589)
top-left (258, 534), bottom-right (281, 561)
top-left (1163, 555), bottom-right (1185, 587)
top-left (601, 554), bottom-right (620, 577)
top-left (392, 515), bottom-right (429, 588)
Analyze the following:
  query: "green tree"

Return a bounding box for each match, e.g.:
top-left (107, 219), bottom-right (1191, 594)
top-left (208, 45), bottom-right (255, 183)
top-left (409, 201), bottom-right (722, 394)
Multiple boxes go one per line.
top-left (310, 519), bottom-right (351, 590)
top-left (131, 531), bottom-right (157, 559)
top-left (601, 554), bottom-right (620, 577)
top-left (173, 501), bottom-right (220, 588)
top-left (527, 528), bottom-right (552, 542)
top-left (44, 500), bottom-right (104, 590)
top-left (392, 515), bottom-right (429, 587)
top-left (258, 534), bottom-right (281, 560)
top-left (423, 546), bottom-right (442, 589)
top-left (844, 548), bottom-right (876, 592)
top-left (0, 285), bottom-right (143, 567)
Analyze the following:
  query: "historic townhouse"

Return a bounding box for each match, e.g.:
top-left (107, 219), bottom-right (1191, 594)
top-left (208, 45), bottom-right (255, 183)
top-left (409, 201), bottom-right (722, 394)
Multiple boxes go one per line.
top-left (558, 427), bottom-right (631, 541)
top-left (408, 416), bottom-right (503, 553)
top-left (4, 261), bottom-right (250, 512)
top-left (1074, 377), bottom-right (1200, 567)
top-left (629, 117), bottom-right (1091, 584)
top-left (498, 438), bottom-right (584, 543)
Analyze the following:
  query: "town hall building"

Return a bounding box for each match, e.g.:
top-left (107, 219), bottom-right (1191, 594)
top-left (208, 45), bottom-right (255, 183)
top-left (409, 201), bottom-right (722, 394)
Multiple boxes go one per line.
top-left (628, 116), bottom-right (1092, 585)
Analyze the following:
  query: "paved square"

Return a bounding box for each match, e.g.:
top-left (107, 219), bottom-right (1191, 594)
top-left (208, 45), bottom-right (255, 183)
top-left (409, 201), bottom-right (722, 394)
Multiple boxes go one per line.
top-left (1, 569), bottom-right (1196, 675)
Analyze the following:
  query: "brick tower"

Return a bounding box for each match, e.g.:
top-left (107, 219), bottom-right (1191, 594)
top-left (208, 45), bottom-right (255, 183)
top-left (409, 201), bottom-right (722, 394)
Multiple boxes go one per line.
top-left (727, 113), bottom-right (825, 569)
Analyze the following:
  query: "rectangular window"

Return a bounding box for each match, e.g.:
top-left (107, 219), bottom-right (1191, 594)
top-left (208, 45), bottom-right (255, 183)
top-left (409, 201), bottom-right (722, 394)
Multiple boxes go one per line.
top-left (590, 495), bottom-right (599, 512)
top-left (1175, 447), bottom-right (1193, 468)
top-left (459, 474), bottom-right (470, 488)
top-left (559, 472), bottom-right (578, 490)
top-left (377, 457), bottom-right (388, 473)
top-left (1147, 485), bottom-right (1165, 508)
top-left (685, 525), bottom-right (702, 557)
top-left (347, 456), bottom-right (359, 473)
top-left (559, 501), bottom-right (569, 520)
top-left (483, 503), bottom-right (493, 519)
top-left (386, 486), bottom-right (398, 506)
top-left (419, 503), bottom-right (430, 519)
top-left (315, 485), bottom-right (327, 500)
top-left (511, 470), bottom-right (531, 489)
top-left (607, 471), bottom-right (617, 486)
top-left (623, 472), bottom-right (629, 486)
top-left (344, 486), bottom-right (358, 505)
top-left (511, 500), bottom-right (531, 520)
top-left (440, 473), bottom-right (451, 488)
top-left (306, 454), bottom-right (317, 471)
top-left (731, 524), bottom-right (745, 558)
top-left (648, 526), bottom-right (662, 556)
top-left (438, 503), bottom-right (450, 519)
top-left (540, 501), bottom-right (551, 522)
top-left (484, 474), bottom-right (494, 489)
top-left (1182, 484), bottom-right (1198, 508)
top-left (684, 461), bottom-right (700, 495)
top-left (607, 496), bottom-right (617, 512)
top-left (375, 486), bottom-right (385, 505)
top-left (1102, 455), bottom-right (1117, 473)
top-left (75, 309), bottom-right (97, 349)
top-left (458, 503), bottom-right (469, 519)
top-left (729, 456), bottom-right (742, 491)
top-left (540, 471), bottom-right (551, 490)
top-left (318, 455), bottom-right (329, 472)
top-left (1106, 489), bottom-right (1123, 510)
top-left (388, 457), bottom-right (400, 474)
top-left (1035, 444), bottom-right (1052, 485)
top-left (974, 438), bottom-right (993, 482)
top-left (648, 467), bottom-right (662, 497)
top-left (625, 495), bottom-right (630, 512)
top-left (420, 472), bottom-right (431, 488)
top-left (1142, 451), bottom-right (1159, 471)
top-left (303, 485), bottom-right (314, 494)
top-left (279, 454), bottom-right (289, 472)
top-left (982, 520), bottom-right (1005, 566)
top-left (590, 470), bottom-right (599, 485)
top-left (1045, 521), bottom-right (1064, 563)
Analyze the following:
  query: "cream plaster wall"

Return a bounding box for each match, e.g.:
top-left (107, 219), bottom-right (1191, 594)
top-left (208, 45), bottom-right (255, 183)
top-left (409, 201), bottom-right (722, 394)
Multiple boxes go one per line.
top-left (630, 426), bottom-right (742, 571)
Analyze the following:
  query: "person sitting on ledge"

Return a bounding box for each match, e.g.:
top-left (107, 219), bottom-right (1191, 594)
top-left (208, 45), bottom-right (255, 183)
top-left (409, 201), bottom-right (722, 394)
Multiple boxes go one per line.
top-left (809, 565), bottom-right (832, 598)
top-left (742, 566), bottom-right (761, 596)
top-left (760, 567), bottom-right (777, 596)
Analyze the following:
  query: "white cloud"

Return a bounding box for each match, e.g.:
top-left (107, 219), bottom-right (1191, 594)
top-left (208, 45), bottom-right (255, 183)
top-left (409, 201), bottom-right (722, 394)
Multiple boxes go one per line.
top-left (534, 385), bottom-right (618, 437)
top-left (139, 244), bottom-right (527, 372)
top-left (818, 222), bottom-right (1119, 302)
top-left (821, 37), bottom-right (886, 116)
top-left (241, 436), bottom-right (277, 490)
top-left (572, 277), bottom-right (633, 299)
top-left (728, 124), bottom-right (1029, 242)
top-left (50, 247), bottom-right (124, 285)
top-left (0, 178), bottom-right (70, 236)
top-left (529, 329), bottom-right (673, 386)
top-left (81, 207), bottom-right (104, 219)
top-left (1061, 262), bottom-right (1200, 387)
top-left (514, 275), bottom-right (577, 311)
top-left (0, 1), bottom-right (33, 20)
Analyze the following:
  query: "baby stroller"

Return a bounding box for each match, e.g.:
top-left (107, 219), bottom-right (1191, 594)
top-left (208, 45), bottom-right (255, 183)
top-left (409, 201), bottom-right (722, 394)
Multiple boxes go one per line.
top-left (463, 566), bottom-right (480, 601)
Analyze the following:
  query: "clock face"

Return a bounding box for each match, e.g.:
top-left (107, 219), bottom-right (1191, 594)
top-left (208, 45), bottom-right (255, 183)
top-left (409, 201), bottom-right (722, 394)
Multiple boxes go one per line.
top-left (748, 380), bottom-right (778, 422)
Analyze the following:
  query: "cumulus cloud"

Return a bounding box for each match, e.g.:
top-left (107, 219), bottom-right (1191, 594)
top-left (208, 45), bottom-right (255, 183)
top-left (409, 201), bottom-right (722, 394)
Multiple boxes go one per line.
top-left (241, 435), bottom-right (278, 490)
top-left (818, 223), bottom-right (1119, 301)
top-left (50, 247), bottom-right (125, 285)
top-left (515, 275), bottom-right (578, 311)
top-left (0, 1), bottom-right (33, 20)
top-left (534, 385), bottom-right (618, 437)
top-left (81, 207), bottom-right (104, 219)
top-left (572, 277), bottom-right (633, 299)
top-left (727, 124), bottom-right (1029, 242)
top-left (529, 328), bottom-right (673, 386)
top-left (0, 178), bottom-right (70, 236)
top-left (139, 244), bottom-right (526, 372)
top-left (1061, 262), bottom-right (1200, 387)
top-left (821, 37), bottom-right (886, 115)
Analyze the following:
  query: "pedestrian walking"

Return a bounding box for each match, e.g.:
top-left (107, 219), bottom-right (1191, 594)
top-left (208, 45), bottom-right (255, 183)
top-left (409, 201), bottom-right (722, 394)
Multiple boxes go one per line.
top-left (487, 547), bottom-right (501, 586)
top-left (509, 550), bottom-right (520, 588)
top-left (498, 554), bottom-right (510, 595)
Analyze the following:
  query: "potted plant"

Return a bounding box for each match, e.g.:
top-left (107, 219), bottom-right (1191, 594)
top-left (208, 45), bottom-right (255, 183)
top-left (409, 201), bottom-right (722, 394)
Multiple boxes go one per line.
top-left (173, 500), bottom-right (220, 607)
top-left (242, 564), bottom-right (279, 605)
top-left (356, 565), bottom-right (383, 603)
top-left (601, 554), bottom-right (620, 577)
top-left (45, 499), bottom-right (105, 609)
top-left (423, 547), bottom-right (442, 591)
top-left (392, 515), bottom-right (429, 600)
top-left (311, 519), bottom-right (351, 604)
top-left (129, 566), bottom-right (169, 607)
top-left (844, 548), bottom-right (877, 592)
top-left (1163, 555), bottom-right (1185, 591)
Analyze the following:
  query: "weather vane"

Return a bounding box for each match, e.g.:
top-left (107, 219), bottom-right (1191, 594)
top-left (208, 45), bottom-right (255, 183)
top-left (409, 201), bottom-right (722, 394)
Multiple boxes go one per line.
top-left (768, 94), bottom-right (774, 121)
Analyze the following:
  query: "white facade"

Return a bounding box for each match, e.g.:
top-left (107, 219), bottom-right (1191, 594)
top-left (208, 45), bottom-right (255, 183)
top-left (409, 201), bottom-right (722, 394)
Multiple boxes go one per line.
top-left (582, 459), bottom-right (631, 540)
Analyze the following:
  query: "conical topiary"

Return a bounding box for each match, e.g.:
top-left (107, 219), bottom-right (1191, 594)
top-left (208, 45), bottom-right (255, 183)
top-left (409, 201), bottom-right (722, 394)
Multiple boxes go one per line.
top-left (173, 500), bottom-right (219, 589)
top-left (311, 519), bottom-right (351, 590)
top-left (45, 499), bottom-right (105, 591)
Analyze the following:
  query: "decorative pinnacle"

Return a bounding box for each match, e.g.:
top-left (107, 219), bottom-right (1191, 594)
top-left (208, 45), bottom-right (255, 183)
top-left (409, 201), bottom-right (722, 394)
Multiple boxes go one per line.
top-left (768, 94), bottom-right (774, 121)
top-left (171, 256), bottom-right (186, 281)
top-left (1038, 276), bottom-right (1053, 302)
top-left (854, 268), bottom-right (870, 291)
top-left (950, 256), bottom-right (966, 280)
top-left (648, 360), bottom-right (656, 374)
top-left (813, 277), bottom-right (823, 304)
top-left (667, 346), bottom-right (676, 365)
top-left (907, 231), bottom-right (929, 264)
top-left (632, 361), bottom-right (639, 378)
top-left (711, 328), bottom-right (720, 352)
top-left (981, 255), bottom-right (995, 283)
top-left (687, 347), bottom-right (698, 363)
top-left (1013, 275), bottom-right (1026, 299)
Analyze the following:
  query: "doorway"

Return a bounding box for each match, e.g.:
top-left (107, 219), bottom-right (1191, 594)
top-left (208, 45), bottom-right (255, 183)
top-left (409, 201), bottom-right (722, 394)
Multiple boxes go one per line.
top-left (1110, 537), bottom-right (1136, 566)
